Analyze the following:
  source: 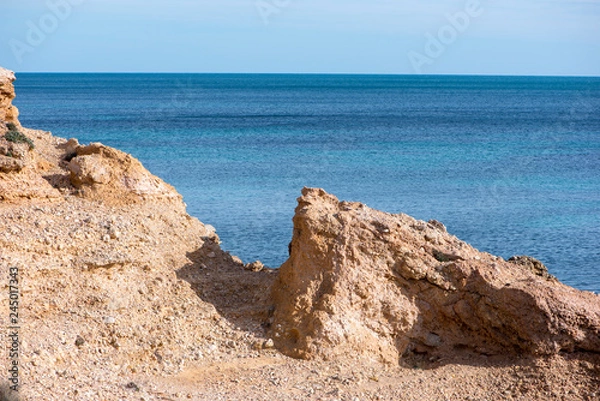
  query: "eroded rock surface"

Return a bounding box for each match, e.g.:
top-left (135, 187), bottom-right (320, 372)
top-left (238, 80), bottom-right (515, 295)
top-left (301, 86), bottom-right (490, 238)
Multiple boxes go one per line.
top-left (67, 141), bottom-right (182, 204)
top-left (271, 188), bottom-right (600, 363)
top-left (0, 67), bottom-right (276, 400)
top-left (0, 67), bottom-right (182, 205)
top-left (0, 67), bottom-right (20, 127)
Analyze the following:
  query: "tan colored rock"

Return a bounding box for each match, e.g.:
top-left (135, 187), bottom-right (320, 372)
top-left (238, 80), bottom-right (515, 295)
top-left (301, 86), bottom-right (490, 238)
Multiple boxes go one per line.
top-left (271, 188), bottom-right (600, 363)
top-left (0, 154), bottom-right (24, 173)
top-left (0, 67), bottom-right (20, 127)
top-left (62, 137), bottom-right (80, 155)
top-left (67, 142), bottom-right (182, 205)
top-left (244, 260), bottom-right (265, 272)
top-left (0, 68), bottom-right (34, 174)
top-left (0, 169), bottom-right (61, 200)
top-left (69, 153), bottom-right (111, 185)
top-left (0, 67), bottom-right (281, 400)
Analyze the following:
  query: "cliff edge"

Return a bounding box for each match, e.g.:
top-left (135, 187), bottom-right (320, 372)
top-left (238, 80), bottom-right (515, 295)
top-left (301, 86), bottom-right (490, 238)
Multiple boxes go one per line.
top-left (0, 68), bottom-right (276, 401)
top-left (1, 68), bottom-right (598, 401)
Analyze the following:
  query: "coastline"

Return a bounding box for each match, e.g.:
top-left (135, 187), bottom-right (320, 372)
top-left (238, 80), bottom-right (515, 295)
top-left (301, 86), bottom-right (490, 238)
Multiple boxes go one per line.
top-left (1, 67), bottom-right (599, 401)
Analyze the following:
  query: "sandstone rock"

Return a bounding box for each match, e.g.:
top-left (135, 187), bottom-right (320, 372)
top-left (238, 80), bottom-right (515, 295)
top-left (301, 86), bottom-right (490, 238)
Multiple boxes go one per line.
top-left (62, 137), bottom-right (80, 156)
top-left (2, 65), bottom-right (599, 400)
top-left (79, 252), bottom-right (133, 270)
top-left (0, 67), bottom-right (20, 127)
top-left (69, 153), bottom-right (111, 185)
top-left (0, 154), bottom-right (24, 173)
top-left (0, 169), bottom-right (61, 201)
top-left (0, 70), bottom-right (64, 200)
top-left (245, 260), bottom-right (265, 272)
top-left (0, 66), bottom-right (262, 399)
top-left (271, 188), bottom-right (600, 363)
top-left (67, 142), bottom-right (182, 204)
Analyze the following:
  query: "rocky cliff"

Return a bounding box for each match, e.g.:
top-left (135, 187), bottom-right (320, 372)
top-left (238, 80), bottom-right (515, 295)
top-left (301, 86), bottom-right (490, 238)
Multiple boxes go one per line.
top-left (271, 188), bottom-right (600, 363)
top-left (1, 67), bottom-right (599, 401)
top-left (0, 68), bottom-right (20, 128)
top-left (0, 68), bottom-right (276, 401)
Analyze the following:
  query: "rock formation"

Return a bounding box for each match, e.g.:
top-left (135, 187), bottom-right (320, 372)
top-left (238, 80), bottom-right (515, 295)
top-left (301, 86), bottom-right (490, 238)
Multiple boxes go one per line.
top-left (0, 67), bottom-right (20, 128)
top-left (0, 67), bottom-right (276, 400)
top-left (1, 66), bottom-right (599, 400)
top-left (271, 188), bottom-right (600, 364)
top-left (0, 68), bottom-right (181, 205)
top-left (66, 140), bottom-right (182, 204)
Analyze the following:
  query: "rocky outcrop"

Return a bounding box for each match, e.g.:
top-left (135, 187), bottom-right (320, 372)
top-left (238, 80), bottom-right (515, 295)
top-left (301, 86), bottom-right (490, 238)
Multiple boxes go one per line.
top-left (0, 67), bottom-right (20, 128)
top-left (0, 68), bottom-right (182, 204)
top-left (0, 67), bottom-right (59, 200)
top-left (0, 67), bottom-right (31, 176)
top-left (0, 68), bottom-right (278, 400)
top-left (1, 67), bottom-right (599, 400)
top-left (507, 255), bottom-right (555, 280)
top-left (67, 140), bottom-right (182, 205)
top-left (271, 188), bottom-right (600, 364)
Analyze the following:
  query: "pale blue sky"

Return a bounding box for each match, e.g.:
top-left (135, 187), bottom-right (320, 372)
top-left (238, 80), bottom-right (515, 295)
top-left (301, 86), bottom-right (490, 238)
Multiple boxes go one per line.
top-left (1, 0), bottom-right (599, 75)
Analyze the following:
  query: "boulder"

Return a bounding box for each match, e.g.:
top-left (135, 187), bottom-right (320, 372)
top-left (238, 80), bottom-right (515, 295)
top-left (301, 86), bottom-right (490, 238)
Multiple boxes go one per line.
top-left (68, 142), bottom-right (182, 204)
top-left (271, 188), bottom-right (600, 364)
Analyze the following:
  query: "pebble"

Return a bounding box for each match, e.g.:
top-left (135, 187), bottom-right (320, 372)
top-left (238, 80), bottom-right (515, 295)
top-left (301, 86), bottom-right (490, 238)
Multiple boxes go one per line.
top-left (424, 234), bottom-right (437, 242)
top-left (245, 260), bottom-right (265, 272)
top-left (103, 316), bottom-right (116, 324)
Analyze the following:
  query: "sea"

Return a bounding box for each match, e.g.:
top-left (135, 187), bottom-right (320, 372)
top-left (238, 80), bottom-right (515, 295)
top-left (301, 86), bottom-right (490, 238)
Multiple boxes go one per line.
top-left (13, 74), bottom-right (600, 293)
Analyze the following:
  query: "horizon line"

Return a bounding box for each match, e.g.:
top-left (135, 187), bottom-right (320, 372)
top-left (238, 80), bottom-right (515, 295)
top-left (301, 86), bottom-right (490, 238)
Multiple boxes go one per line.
top-left (12, 71), bottom-right (600, 79)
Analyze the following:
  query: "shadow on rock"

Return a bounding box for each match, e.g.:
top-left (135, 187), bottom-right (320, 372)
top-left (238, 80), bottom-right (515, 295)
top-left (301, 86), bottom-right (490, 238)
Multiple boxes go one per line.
top-left (176, 239), bottom-right (278, 336)
top-left (42, 173), bottom-right (73, 192)
top-left (270, 188), bottom-right (600, 368)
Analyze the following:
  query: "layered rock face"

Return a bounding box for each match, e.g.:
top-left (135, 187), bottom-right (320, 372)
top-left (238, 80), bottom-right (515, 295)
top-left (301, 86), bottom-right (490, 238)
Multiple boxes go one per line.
top-left (271, 188), bottom-right (600, 363)
top-left (0, 67), bottom-right (20, 127)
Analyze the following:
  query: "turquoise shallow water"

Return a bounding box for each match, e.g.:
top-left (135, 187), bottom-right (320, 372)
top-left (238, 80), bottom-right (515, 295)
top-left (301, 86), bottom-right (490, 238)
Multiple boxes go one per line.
top-left (13, 74), bottom-right (600, 292)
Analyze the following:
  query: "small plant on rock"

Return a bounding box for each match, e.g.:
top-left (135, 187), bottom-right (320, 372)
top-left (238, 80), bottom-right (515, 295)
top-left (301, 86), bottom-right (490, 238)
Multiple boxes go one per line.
top-left (4, 124), bottom-right (34, 150)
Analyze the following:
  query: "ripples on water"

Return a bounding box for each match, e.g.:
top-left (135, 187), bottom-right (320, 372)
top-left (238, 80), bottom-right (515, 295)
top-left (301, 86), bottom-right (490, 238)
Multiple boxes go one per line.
top-left (14, 74), bottom-right (600, 292)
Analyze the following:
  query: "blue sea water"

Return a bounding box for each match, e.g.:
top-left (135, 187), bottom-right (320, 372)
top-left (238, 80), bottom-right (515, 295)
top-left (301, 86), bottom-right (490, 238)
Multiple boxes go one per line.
top-left (13, 74), bottom-right (600, 293)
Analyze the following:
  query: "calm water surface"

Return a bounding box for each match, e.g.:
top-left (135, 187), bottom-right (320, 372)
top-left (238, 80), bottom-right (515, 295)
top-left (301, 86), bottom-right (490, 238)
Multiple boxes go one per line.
top-left (13, 74), bottom-right (600, 292)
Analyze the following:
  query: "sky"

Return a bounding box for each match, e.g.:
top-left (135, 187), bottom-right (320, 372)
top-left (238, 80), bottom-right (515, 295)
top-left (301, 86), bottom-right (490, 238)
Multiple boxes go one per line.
top-left (1, 0), bottom-right (599, 75)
